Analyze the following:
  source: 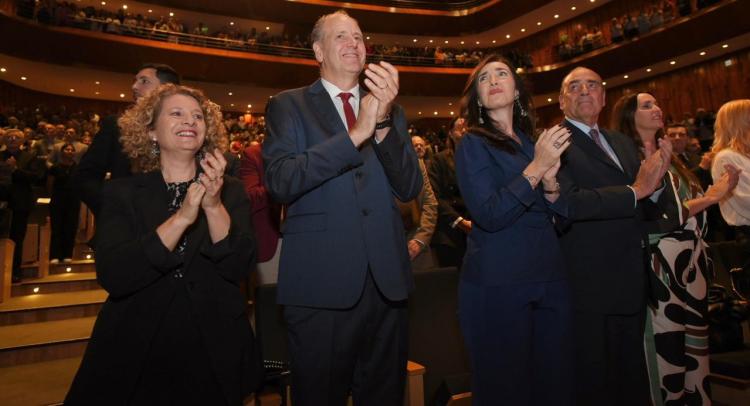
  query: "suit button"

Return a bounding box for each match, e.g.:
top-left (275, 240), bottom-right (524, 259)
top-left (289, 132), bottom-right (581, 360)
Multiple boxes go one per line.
top-left (355, 171), bottom-right (363, 179)
top-left (362, 209), bottom-right (370, 216)
top-left (173, 270), bottom-right (184, 279)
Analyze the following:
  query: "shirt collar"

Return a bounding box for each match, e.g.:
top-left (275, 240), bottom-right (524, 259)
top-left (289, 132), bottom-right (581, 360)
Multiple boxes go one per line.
top-left (321, 78), bottom-right (360, 102)
top-left (566, 116), bottom-right (600, 136)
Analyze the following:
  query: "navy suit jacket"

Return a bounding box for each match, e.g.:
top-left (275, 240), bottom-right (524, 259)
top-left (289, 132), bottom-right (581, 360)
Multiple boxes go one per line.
top-left (557, 120), bottom-right (649, 314)
top-left (455, 132), bottom-right (567, 286)
top-left (263, 79), bottom-right (422, 308)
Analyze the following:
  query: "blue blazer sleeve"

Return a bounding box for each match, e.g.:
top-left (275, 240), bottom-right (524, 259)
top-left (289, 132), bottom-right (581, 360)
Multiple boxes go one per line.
top-left (370, 104), bottom-right (422, 202)
top-left (455, 134), bottom-right (539, 232)
top-left (262, 94), bottom-right (364, 204)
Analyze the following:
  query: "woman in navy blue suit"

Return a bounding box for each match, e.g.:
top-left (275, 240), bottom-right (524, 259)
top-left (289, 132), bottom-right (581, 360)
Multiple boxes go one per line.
top-left (454, 54), bottom-right (574, 405)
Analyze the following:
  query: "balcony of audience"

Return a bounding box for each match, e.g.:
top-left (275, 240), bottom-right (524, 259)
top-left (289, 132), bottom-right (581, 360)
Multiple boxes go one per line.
top-left (3, 0), bottom-right (748, 98)
top-left (134, 0), bottom-right (550, 36)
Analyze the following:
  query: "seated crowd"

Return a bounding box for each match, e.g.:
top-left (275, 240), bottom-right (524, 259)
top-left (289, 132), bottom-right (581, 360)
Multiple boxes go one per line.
top-left (13, 0), bottom-right (538, 68)
top-left (16, 0), bottom-right (728, 68)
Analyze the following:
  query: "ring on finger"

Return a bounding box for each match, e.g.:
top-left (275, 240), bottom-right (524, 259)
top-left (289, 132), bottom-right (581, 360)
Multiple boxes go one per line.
top-left (553, 141), bottom-right (562, 149)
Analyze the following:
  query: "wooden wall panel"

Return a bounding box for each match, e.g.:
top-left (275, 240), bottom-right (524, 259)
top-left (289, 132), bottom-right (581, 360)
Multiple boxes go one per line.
top-left (534, 48), bottom-right (750, 129)
top-left (511, 0), bottom-right (670, 67)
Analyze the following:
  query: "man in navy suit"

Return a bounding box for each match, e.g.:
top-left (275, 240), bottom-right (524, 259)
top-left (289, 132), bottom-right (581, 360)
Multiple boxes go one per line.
top-left (556, 67), bottom-right (672, 405)
top-left (263, 10), bottom-right (422, 406)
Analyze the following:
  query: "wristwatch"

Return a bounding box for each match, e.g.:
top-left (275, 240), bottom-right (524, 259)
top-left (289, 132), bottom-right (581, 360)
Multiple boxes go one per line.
top-left (375, 113), bottom-right (393, 130)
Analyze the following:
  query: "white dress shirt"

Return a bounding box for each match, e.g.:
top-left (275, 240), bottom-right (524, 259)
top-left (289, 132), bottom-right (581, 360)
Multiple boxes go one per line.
top-left (712, 149), bottom-right (750, 226)
top-left (321, 79), bottom-right (359, 132)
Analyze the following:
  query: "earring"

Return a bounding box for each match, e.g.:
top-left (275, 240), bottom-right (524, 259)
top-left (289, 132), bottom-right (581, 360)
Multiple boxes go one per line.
top-left (151, 139), bottom-right (160, 156)
top-left (477, 100), bottom-right (484, 124)
top-left (515, 95), bottom-right (528, 118)
top-left (196, 149), bottom-right (205, 161)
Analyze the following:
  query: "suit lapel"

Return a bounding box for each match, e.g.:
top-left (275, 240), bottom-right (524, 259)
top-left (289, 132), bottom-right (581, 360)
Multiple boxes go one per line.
top-left (600, 129), bottom-right (636, 178)
top-left (306, 79), bottom-right (347, 136)
top-left (563, 119), bottom-right (622, 172)
top-left (134, 172), bottom-right (170, 232)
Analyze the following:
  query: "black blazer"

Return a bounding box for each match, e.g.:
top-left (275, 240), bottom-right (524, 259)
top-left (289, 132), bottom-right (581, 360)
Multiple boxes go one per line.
top-left (427, 148), bottom-right (470, 249)
top-left (557, 120), bottom-right (648, 314)
top-left (73, 114), bottom-right (132, 215)
top-left (0, 149), bottom-right (44, 210)
top-left (65, 172), bottom-right (261, 405)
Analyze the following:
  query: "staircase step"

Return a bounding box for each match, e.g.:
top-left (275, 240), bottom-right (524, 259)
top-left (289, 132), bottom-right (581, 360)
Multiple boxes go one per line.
top-left (0, 317), bottom-right (95, 367)
top-left (12, 272), bottom-right (99, 297)
top-left (0, 290), bottom-right (107, 326)
top-left (48, 260), bottom-right (96, 275)
top-left (0, 356), bottom-right (81, 406)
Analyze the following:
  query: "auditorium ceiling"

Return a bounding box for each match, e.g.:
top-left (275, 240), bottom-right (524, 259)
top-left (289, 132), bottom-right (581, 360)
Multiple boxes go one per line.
top-left (1, 0), bottom-right (749, 118)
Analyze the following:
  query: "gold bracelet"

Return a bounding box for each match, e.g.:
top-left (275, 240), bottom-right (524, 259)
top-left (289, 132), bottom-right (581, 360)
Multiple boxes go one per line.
top-left (522, 172), bottom-right (538, 188)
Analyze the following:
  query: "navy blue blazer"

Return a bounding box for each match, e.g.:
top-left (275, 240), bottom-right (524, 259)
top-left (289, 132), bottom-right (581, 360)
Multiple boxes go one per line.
top-left (263, 79), bottom-right (422, 308)
top-left (455, 131), bottom-right (567, 286)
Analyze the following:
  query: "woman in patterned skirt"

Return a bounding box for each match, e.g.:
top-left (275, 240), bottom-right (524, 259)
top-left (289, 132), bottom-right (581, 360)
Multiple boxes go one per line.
top-left (611, 92), bottom-right (740, 405)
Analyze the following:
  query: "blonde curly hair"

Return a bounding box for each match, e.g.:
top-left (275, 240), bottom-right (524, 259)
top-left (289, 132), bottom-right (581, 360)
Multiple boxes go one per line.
top-left (118, 84), bottom-right (227, 173)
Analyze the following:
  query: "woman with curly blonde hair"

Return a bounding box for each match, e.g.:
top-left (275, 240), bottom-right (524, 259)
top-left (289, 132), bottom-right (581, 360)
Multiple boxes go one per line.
top-left (711, 99), bottom-right (750, 273)
top-left (66, 84), bottom-right (261, 405)
top-left (119, 84), bottom-right (228, 173)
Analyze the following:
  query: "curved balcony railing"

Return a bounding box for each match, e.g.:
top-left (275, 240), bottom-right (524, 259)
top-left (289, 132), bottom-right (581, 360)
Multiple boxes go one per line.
top-left (52, 16), bottom-right (513, 68)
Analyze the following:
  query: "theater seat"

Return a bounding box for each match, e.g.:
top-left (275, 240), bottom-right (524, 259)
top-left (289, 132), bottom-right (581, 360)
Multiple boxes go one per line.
top-left (409, 267), bottom-right (472, 405)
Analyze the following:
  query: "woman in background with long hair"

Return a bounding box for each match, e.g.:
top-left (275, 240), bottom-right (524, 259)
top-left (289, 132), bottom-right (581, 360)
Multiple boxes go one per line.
top-left (612, 92), bottom-right (738, 405)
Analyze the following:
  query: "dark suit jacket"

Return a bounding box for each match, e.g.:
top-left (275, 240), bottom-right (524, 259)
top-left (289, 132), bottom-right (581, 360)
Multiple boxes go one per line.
top-left (456, 132), bottom-right (567, 286)
top-left (677, 151), bottom-right (701, 170)
top-left (428, 148), bottom-right (470, 249)
top-left (240, 144), bottom-right (280, 262)
top-left (557, 120), bottom-right (648, 314)
top-left (73, 114), bottom-right (132, 215)
top-left (0, 149), bottom-right (44, 210)
top-left (65, 172), bottom-right (261, 405)
top-left (263, 79), bottom-right (422, 309)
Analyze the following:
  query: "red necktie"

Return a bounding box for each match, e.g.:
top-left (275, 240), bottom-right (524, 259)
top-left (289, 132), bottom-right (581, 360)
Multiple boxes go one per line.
top-left (338, 92), bottom-right (357, 131)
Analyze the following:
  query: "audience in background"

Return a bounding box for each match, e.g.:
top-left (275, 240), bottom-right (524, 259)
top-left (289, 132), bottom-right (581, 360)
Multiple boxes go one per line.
top-left (711, 99), bottom-right (750, 273)
top-left (0, 129), bottom-right (45, 283)
top-left (398, 140), bottom-right (438, 271)
top-left (612, 92), bottom-right (738, 405)
top-left (428, 117), bottom-right (471, 268)
top-left (47, 142), bottom-right (81, 264)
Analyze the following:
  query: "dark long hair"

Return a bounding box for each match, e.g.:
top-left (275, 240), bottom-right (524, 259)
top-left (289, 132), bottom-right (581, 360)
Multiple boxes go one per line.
top-left (611, 92), bottom-right (699, 188)
top-left (460, 54), bottom-right (536, 153)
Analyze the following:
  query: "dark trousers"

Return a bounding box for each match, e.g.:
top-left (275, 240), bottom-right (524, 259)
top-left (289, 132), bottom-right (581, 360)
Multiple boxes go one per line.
top-left (284, 272), bottom-right (408, 406)
top-left (736, 225), bottom-right (750, 270)
top-left (50, 197), bottom-right (80, 260)
top-left (459, 279), bottom-right (573, 406)
top-left (9, 209), bottom-right (30, 277)
top-left (432, 243), bottom-right (465, 268)
top-left (573, 310), bottom-right (651, 406)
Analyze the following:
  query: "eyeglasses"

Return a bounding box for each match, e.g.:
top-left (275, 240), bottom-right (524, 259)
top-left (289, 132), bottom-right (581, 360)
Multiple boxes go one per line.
top-left (566, 81), bottom-right (602, 94)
